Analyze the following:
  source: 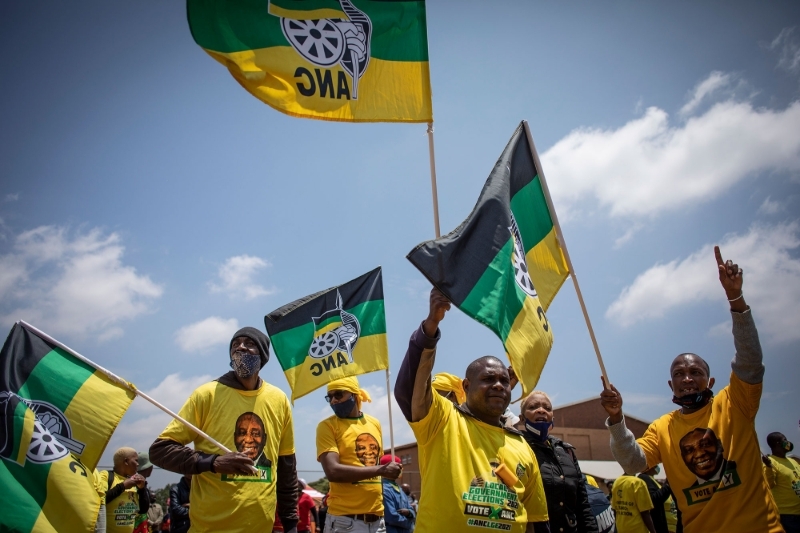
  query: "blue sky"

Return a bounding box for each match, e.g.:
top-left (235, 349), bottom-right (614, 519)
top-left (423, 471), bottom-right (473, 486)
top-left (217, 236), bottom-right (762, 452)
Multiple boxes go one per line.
top-left (2, 1), bottom-right (799, 488)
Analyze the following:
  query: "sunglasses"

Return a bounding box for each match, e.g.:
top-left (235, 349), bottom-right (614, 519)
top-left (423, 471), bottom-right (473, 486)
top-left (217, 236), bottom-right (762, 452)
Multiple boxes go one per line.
top-left (324, 391), bottom-right (350, 403)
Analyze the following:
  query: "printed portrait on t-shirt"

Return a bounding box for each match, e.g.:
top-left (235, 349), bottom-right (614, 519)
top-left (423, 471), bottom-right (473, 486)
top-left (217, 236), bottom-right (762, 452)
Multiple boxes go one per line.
top-left (679, 427), bottom-right (741, 505)
top-left (234, 412), bottom-right (272, 468)
top-left (355, 433), bottom-right (380, 466)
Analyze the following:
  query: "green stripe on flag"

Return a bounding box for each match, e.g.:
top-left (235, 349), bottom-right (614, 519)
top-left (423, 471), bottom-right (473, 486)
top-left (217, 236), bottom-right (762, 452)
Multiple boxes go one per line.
top-left (510, 176), bottom-right (554, 254)
top-left (272, 299), bottom-right (386, 370)
top-left (187, 0), bottom-right (429, 61)
top-left (16, 348), bottom-right (94, 414)
top-left (0, 454), bottom-right (51, 532)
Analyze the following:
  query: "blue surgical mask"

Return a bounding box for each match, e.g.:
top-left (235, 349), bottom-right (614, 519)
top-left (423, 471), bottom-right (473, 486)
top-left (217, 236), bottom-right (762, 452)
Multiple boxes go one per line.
top-left (230, 351), bottom-right (260, 379)
top-left (331, 396), bottom-right (357, 418)
top-left (524, 419), bottom-right (554, 442)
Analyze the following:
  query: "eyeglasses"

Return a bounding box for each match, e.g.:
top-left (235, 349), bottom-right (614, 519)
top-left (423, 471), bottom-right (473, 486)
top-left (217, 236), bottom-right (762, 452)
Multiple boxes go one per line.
top-left (324, 391), bottom-right (348, 403)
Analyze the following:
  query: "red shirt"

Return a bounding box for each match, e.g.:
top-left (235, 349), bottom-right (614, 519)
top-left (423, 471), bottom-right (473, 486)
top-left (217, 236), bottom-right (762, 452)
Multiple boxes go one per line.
top-left (273, 492), bottom-right (317, 532)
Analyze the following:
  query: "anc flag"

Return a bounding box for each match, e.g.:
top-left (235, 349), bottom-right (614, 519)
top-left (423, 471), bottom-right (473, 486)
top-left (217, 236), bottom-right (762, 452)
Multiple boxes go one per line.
top-left (188, 0), bottom-right (432, 122)
top-left (265, 267), bottom-right (388, 402)
top-left (407, 122), bottom-right (570, 395)
top-left (1, 322), bottom-right (135, 532)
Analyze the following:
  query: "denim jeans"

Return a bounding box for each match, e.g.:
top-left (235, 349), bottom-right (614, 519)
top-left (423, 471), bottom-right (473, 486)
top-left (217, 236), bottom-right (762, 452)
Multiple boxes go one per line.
top-left (324, 513), bottom-right (385, 533)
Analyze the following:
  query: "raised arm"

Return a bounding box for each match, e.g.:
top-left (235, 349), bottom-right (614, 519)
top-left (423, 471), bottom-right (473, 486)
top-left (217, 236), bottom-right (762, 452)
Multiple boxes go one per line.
top-left (714, 246), bottom-right (764, 385)
top-left (394, 288), bottom-right (450, 422)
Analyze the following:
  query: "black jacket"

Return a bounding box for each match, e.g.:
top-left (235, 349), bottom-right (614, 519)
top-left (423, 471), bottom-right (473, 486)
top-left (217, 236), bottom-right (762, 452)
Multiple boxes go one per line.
top-left (524, 435), bottom-right (598, 533)
top-left (169, 477), bottom-right (191, 533)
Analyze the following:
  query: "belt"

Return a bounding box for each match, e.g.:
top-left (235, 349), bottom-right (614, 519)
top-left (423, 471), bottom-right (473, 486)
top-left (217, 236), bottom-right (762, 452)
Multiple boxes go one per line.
top-left (342, 513), bottom-right (382, 523)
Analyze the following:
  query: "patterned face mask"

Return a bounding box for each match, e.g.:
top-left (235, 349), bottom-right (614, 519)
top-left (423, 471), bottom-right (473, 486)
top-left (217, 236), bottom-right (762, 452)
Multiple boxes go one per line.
top-left (230, 351), bottom-right (261, 378)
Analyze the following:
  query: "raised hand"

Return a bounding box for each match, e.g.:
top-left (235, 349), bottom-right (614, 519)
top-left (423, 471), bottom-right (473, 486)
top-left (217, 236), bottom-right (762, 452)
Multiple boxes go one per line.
top-left (714, 246), bottom-right (746, 311)
top-left (423, 288), bottom-right (451, 337)
top-left (600, 378), bottom-right (624, 425)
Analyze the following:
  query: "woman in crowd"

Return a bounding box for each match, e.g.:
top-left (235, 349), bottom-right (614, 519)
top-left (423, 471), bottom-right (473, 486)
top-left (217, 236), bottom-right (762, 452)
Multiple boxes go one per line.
top-left (517, 391), bottom-right (598, 533)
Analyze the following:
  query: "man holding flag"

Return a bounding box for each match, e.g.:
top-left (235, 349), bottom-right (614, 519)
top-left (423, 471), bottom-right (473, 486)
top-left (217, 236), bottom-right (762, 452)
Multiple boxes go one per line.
top-left (149, 327), bottom-right (299, 533)
top-left (317, 376), bottom-right (401, 532)
top-left (394, 288), bottom-right (550, 533)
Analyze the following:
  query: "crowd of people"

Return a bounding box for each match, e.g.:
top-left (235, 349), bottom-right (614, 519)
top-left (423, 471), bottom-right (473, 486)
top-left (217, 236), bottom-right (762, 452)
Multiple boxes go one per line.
top-left (88, 247), bottom-right (798, 533)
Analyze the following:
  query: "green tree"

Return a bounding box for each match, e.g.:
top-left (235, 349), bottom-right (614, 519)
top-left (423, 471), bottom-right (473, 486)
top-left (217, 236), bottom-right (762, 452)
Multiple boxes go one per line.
top-left (308, 477), bottom-right (329, 494)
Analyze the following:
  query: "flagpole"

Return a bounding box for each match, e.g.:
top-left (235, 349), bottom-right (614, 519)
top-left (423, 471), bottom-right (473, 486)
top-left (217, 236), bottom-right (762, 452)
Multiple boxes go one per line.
top-left (384, 369), bottom-right (396, 459)
top-left (427, 122), bottom-right (442, 238)
top-left (520, 122), bottom-right (610, 386)
top-left (19, 320), bottom-right (233, 454)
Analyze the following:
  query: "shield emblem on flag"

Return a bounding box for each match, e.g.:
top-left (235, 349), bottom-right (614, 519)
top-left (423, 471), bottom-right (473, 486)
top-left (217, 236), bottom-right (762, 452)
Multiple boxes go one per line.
top-left (308, 290), bottom-right (360, 363)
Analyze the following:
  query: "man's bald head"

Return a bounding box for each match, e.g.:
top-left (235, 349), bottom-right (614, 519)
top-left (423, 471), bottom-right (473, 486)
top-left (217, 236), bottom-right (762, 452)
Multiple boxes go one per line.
top-left (465, 356), bottom-right (506, 381)
top-left (671, 353), bottom-right (710, 376)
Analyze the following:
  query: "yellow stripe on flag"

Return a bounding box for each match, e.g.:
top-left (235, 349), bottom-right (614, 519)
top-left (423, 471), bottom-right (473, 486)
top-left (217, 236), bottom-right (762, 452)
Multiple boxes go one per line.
top-left (16, 407), bottom-right (36, 465)
top-left (284, 334), bottom-right (389, 402)
top-left (64, 371), bottom-right (135, 471)
top-left (505, 297), bottom-right (554, 397)
top-left (268, 5), bottom-right (345, 19)
top-left (524, 226), bottom-right (570, 312)
top-left (205, 47), bottom-right (432, 123)
top-left (32, 456), bottom-right (100, 533)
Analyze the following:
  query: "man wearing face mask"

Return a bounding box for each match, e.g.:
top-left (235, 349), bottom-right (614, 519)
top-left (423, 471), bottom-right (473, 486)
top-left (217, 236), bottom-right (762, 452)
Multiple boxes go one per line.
top-left (636, 466), bottom-right (671, 533)
top-left (317, 376), bottom-right (401, 533)
top-left (599, 247), bottom-right (781, 533)
top-left (394, 288), bottom-right (549, 533)
top-left (763, 432), bottom-right (800, 533)
top-left (516, 391), bottom-right (597, 533)
top-left (150, 327), bottom-right (299, 533)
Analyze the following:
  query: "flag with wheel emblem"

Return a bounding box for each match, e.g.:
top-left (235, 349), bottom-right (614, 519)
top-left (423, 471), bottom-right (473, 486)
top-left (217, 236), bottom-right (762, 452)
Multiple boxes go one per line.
top-left (0, 322), bottom-right (135, 532)
top-left (407, 122), bottom-right (570, 395)
top-left (265, 267), bottom-right (388, 402)
top-left (187, 0), bottom-right (432, 122)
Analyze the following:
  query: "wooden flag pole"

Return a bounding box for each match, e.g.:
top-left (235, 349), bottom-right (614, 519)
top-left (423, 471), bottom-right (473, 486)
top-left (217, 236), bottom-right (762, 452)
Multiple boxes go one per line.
top-left (19, 320), bottom-right (234, 455)
top-left (520, 122), bottom-right (611, 386)
top-left (427, 122), bottom-right (442, 238)
top-left (384, 369), bottom-right (396, 458)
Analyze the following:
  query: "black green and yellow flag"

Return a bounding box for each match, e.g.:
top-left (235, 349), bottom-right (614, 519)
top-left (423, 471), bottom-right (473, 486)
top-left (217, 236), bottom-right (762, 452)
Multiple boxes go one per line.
top-left (1, 322), bottom-right (135, 532)
top-left (407, 123), bottom-right (570, 395)
top-left (188, 0), bottom-right (432, 122)
top-left (265, 267), bottom-right (388, 402)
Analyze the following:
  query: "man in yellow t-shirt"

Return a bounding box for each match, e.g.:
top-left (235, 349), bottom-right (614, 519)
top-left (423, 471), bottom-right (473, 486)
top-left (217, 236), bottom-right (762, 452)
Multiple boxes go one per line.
top-left (394, 288), bottom-right (549, 533)
top-left (317, 376), bottom-right (401, 533)
top-left (599, 247), bottom-right (782, 533)
top-left (149, 327), bottom-right (299, 533)
top-left (763, 432), bottom-right (800, 533)
top-left (611, 475), bottom-right (655, 533)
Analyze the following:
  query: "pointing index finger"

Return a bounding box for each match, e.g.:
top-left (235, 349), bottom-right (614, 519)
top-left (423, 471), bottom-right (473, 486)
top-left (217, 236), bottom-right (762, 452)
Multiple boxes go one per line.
top-left (714, 245), bottom-right (724, 267)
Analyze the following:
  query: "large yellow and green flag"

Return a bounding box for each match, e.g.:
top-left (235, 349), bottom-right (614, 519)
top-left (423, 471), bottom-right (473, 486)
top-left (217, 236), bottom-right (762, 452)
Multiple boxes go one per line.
top-left (265, 267), bottom-right (388, 402)
top-left (1, 322), bottom-right (135, 532)
top-left (188, 0), bottom-right (432, 122)
top-left (407, 122), bottom-right (570, 395)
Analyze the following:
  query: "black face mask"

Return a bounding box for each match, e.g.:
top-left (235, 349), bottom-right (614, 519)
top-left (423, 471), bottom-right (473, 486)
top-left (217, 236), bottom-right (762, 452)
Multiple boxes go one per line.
top-left (672, 388), bottom-right (713, 409)
top-left (331, 396), bottom-right (357, 418)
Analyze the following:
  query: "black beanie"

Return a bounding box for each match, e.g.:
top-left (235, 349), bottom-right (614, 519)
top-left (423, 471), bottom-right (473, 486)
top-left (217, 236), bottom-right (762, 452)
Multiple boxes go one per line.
top-left (230, 327), bottom-right (271, 368)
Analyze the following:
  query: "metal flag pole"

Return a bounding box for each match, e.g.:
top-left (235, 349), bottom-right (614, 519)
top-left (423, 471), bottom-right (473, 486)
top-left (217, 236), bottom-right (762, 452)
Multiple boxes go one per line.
top-left (384, 369), bottom-right (396, 458)
top-left (427, 122), bottom-right (442, 238)
top-left (19, 320), bottom-right (233, 454)
top-left (520, 121), bottom-right (611, 386)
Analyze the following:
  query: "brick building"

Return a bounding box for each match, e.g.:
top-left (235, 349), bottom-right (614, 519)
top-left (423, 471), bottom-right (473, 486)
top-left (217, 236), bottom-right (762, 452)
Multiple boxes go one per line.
top-left (385, 397), bottom-right (651, 498)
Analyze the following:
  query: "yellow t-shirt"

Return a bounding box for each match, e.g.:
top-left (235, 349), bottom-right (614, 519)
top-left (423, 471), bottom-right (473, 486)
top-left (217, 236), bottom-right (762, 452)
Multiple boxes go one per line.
top-left (409, 391), bottom-right (548, 532)
top-left (664, 496), bottom-right (678, 533)
top-left (611, 475), bottom-right (653, 533)
top-left (316, 413), bottom-right (384, 516)
top-left (158, 380), bottom-right (295, 533)
top-left (585, 474), bottom-right (599, 488)
top-left (636, 373), bottom-right (782, 533)
top-left (764, 456), bottom-right (800, 515)
top-left (101, 472), bottom-right (139, 533)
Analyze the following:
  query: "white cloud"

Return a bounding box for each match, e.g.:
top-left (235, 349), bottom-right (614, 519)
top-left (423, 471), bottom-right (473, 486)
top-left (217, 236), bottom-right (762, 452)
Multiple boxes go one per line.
top-left (0, 226), bottom-right (162, 340)
top-left (613, 223), bottom-right (643, 249)
top-left (209, 255), bottom-right (274, 300)
top-left (758, 196), bottom-right (784, 215)
top-left (175, 316), bottom-right (239, 353)
top-left (770, 27), bottom-right (800, 75)
top-left (606, 223), bottom-right (800, 343)
top-left (4, 193), bottom-right (19, 202)
top-left (679, 71), bottom-right (732, 116)
top-left (542, 78), bottom-right (800, 220)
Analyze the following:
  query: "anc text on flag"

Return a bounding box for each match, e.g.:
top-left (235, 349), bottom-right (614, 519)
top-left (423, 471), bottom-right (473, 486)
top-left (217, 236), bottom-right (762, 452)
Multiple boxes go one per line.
top-left (0, 322), bottom-right (135, 532)
top-left (406, 122), bottom-right (569, 395)
top-left (188, 0), bottom-right (433, 123)
top-left (265, 267), bottom-right (388, 402)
